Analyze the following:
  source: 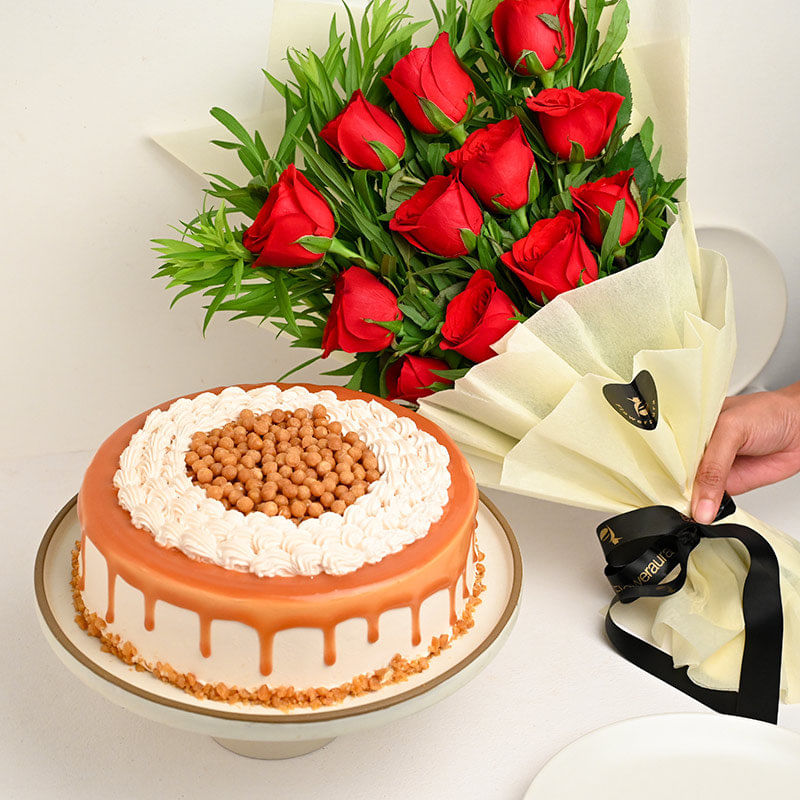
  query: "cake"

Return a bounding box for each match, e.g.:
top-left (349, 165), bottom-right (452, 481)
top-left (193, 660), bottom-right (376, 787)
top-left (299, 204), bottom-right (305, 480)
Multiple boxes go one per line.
top-left (74, 383), bottom-right (483, 708)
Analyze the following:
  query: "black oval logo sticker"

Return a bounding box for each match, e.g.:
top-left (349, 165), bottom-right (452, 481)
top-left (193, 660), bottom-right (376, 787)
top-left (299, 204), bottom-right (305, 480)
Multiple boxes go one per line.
top-left (603, 370), bottom-right (659, 430)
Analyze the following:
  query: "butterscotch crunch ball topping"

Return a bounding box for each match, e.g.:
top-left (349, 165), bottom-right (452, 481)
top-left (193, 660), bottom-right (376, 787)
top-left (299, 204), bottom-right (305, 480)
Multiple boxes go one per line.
top-left (186, 406), bottom-right (381, 522)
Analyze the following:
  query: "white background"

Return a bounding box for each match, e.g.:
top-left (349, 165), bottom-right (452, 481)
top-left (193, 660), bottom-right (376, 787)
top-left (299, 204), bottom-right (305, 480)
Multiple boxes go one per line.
top-left (2, 0), bottom-right (800, 458)
top-left (4, 2), bottom-right (800, 798)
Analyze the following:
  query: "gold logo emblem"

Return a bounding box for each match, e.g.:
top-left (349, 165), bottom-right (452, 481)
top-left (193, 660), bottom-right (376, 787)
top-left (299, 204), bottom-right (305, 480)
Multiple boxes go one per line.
top-left (598, 526), bottom-right (621, 545)
top-left (603, 370), bottom-right (659, 431)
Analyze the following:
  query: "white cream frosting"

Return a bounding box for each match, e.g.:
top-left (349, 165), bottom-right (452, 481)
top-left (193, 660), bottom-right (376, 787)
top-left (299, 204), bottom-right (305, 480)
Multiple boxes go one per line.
top-left (113, 386), bottom-right (451, 578)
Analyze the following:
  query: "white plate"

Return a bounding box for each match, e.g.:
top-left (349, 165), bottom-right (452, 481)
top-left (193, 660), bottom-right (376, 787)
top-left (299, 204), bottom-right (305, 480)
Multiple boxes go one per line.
top-left (695, 227), bottom-right (787, 394)
top-left (35, 494), bottom-right (521, 759)
top-left (525, 713), bottom-right (800, 799)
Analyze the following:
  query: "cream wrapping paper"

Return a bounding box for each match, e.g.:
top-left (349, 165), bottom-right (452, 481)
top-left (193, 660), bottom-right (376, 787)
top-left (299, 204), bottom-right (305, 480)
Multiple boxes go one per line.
top-left (419, 210), bottom-right (800, 703)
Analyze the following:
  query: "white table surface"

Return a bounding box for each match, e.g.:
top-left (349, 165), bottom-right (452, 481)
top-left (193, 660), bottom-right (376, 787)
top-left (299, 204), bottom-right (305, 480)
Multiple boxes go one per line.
top-left (4, 451), bottom-right (800, 799)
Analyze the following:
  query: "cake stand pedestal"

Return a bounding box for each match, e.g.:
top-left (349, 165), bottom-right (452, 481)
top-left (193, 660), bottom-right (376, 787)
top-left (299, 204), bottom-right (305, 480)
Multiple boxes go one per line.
top-left (213, 736), bottom-right (335, 759)
top-left (35, 494), bottom-right (522, 760)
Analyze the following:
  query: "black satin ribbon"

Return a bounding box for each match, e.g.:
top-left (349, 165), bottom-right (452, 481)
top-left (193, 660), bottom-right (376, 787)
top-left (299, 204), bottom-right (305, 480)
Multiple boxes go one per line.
top-left (596, 494), bottom-right (783, 723)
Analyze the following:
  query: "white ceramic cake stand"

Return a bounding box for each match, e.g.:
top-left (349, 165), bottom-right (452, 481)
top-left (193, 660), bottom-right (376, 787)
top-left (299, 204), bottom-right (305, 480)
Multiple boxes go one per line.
top-left (35, 493), bottom-right (521, 760)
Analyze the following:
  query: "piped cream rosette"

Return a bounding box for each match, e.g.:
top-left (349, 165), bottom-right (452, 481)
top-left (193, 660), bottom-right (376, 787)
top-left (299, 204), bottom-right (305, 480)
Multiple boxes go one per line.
top-left (419, 207), bottom-right (800, 703)
top-left (114, 385), bottom-right (451, 578)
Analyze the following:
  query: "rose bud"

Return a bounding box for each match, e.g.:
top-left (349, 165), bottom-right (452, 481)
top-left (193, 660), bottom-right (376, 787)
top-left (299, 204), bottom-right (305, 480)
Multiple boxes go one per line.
top-left (444, 118), bottom-right (537, 212)
top-left (243, 164), bottom-right (335, 268)
top-left (500, 209), bottom-right (598, 304)
top-left (569, 168), bottom-right (640, 247)
top-left (526, 87), bottom-right (624, 161)
top-left (389, 174), bottom-right (483, 258)
top-left (321, 266), bottom-right (402, 357)
top-left (382, 32), bottom-right (476, 135)
top-left (492, 0), bottom-right (575, 77)
top-left (320, 90), bottom-right (406, 171)
top-left (441, 270), bottom-right (518, 363)
top-left (386, 355), bottom-right (453, 402)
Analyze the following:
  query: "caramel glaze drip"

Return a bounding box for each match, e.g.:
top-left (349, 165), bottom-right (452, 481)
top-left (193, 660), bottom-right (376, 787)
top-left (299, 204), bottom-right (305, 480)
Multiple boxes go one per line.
top-left (77, 384), bottom-right (479, 678)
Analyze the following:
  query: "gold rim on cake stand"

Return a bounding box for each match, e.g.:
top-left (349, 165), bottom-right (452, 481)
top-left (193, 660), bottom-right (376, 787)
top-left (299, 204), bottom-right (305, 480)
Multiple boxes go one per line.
top-left (35, 492), bottom-right (522, 759)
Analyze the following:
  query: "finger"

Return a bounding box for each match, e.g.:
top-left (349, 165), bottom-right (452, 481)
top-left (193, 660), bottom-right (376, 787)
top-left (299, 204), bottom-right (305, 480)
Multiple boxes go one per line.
top-left (728, 451), bottom-right (800, 495)
top-left (691, 415), bottom-right (747, 523)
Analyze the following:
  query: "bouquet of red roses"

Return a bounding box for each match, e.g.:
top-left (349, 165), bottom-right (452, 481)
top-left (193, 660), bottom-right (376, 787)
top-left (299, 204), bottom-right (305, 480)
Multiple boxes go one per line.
top-left (154, 0), bottom-right (800, 720)
top-left (154, 0), bottom-right (680, 402)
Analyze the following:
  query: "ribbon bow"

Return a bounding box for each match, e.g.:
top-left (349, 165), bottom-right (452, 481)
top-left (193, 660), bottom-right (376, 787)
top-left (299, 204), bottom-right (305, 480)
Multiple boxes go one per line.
top-left (597, 495), bottom-right (783, 723)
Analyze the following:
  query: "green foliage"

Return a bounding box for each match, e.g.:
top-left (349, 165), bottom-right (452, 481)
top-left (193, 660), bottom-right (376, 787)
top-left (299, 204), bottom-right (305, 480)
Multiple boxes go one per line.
top-left (154, 0), bottom-right (683, 399)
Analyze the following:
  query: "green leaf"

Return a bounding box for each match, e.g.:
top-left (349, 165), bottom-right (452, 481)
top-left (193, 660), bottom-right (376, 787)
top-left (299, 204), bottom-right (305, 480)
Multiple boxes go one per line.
top-left (431, 367), bottom-right (471, 380)
top-left (296, 235), bottom-right (332, 255)
top-left (476, 234), bottom-right (496, 268)
top-left (370, 318), bottom-right (404, 334)
top-left (639, 116), bottom-right (654, 158)
top-left (322, 358), bottom-right (360, 377)
top-left (564, 161), bottom-right (596, 189)
top-left (570, 0), bottom-right (589, 84)
top-left (582, 57), bottom-right (632, 130)
top-left (342, 2), bottom-right (363, 95)
top-left (209, 107), bottom-right (265, 177)
top-left (594, 0), bottom-right (630, 68)
top-left (568, 140), bottom-right (586, 164)
top-left (344, 359), bottom-right (366, 389)
top-left (168, 283), bottom-right (211, 309)
top-left (209, 139), bottom-right (240, 150)
top-left (385, 170), bottom-right (423, 215)
top-left (606, 134), bottom-right (654, 199)
top-left (537, 13), bottom-right (562, 33)
top-left (585, 0), bottom-right (605, 34)
top-left (397, 301), bottom-right (429, 328)
top-left (231, 258), bottom-right (244, 297)
top-left (650, 145), bottom-right (663, 177)
top-left (417, 96), bottom-right (456, 132)
top-left (209, 107), bottom-right (257, 152)
top-left (273, 271), bottom-right (301, 338)
top-left (262, 69), bottom-right (290, 102)
top-left (368, 139), bottom-right (400, 170)
top-left (277, 353), bottom-right (323, 382)
top-left (276, 104), bottom-right (312, 165)
top-left (359, 356), bottom-right (381, 395)
top-left (380, 253), bottom-right (397, 281)
top-left (460, 228), bottom-right (479, 253)
top-left (599, 198), bottom-right (626, 268)
top-left (520, 48), bottom-right (548, 79)
top-left (202, 275), bottom-right (234, 335)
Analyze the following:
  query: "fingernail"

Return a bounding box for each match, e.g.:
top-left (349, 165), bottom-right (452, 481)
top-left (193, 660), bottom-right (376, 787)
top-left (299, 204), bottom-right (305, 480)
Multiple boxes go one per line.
top-left (695, 499), bottom-right (717, 524)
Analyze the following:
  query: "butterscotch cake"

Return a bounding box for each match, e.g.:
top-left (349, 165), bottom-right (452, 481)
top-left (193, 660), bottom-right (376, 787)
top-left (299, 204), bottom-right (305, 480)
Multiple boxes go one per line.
top-left (74, 383), bottom-right (482, 708)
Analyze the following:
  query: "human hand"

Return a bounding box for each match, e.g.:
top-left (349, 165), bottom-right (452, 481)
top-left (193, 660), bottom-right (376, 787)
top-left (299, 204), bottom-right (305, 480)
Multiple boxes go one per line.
top-left (691, 381), bottom-right (800, 523)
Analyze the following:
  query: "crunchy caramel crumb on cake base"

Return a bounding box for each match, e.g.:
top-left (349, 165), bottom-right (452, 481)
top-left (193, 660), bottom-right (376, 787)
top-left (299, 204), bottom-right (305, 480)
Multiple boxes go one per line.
top-left (71, 542), bottom-right (487, 711)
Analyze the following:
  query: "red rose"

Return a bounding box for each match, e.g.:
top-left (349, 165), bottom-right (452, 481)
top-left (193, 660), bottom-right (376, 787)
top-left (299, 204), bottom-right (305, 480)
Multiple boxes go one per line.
top-left (386, 355), bottom-right (453, 402)
top-left (321, 267), bottom-right (402, 357)
top-left (320, 90), bottom-right (406, 171)
top-left (441, 270), bottom-right (518, 362)
top-left (382, 33), bottom-right (476, 135)
top-left (242, 164), bottom-right (335, 268)
top-left (389, 174), bottom-right (483, 258)
top-left (492, 0), bottom-right (575, 76)
top-left (569, 169), bottom-right (640, 247)
top-left (525, 87), bottom-right (623, 160)
top-left (444, 118), bottom-right (537, 212)
top-left (500, 210), bottom-right (598, 303)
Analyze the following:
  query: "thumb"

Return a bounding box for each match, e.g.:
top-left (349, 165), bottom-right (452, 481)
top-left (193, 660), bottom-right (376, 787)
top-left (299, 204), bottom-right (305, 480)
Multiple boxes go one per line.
top-left (691, 415), bottom-right (746, 523)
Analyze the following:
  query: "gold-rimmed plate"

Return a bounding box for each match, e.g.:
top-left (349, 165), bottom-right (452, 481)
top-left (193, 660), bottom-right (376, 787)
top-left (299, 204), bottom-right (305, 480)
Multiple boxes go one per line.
top-left (35, 492), bottom-right (521, 758)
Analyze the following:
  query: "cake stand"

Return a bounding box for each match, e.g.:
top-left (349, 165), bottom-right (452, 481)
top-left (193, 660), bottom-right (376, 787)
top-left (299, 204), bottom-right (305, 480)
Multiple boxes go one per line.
top-left (34, 493), bottom-right (522, 760)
